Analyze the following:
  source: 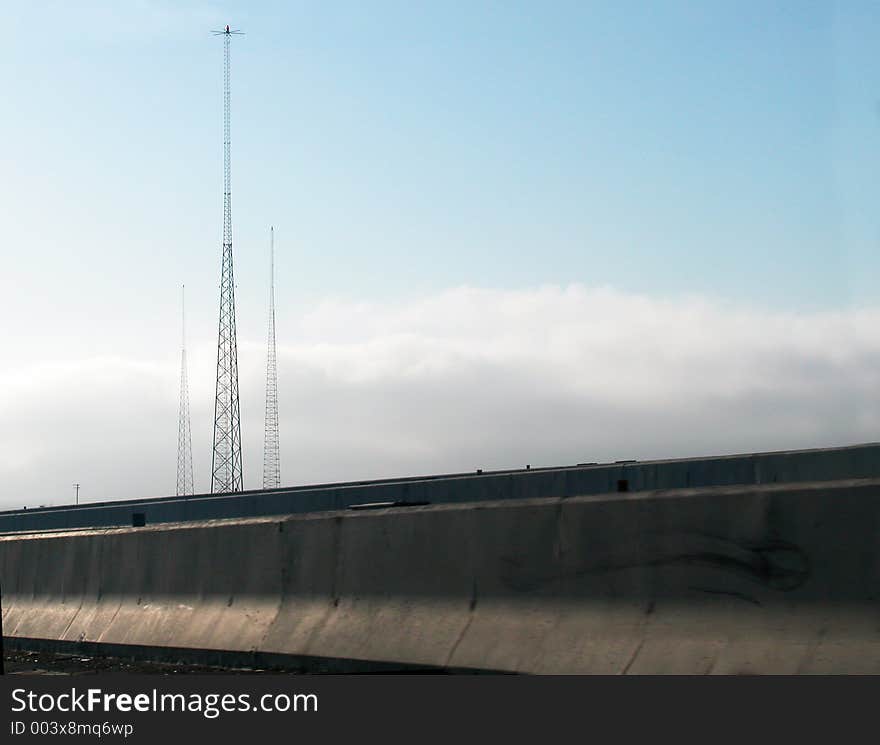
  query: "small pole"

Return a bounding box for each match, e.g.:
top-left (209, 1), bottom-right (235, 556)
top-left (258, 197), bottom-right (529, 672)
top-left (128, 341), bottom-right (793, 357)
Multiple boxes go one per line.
top-left (73, 483), bottom-right (80, 505)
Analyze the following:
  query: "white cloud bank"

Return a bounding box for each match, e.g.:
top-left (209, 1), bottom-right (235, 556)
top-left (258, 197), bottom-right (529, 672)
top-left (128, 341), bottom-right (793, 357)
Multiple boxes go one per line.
top-left (1, 284), bottom-right (878, 509)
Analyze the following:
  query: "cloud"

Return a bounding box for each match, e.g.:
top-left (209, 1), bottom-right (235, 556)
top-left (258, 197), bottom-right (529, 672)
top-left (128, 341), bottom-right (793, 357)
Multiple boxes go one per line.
top-left (0, 284), bottom-right (878, 510)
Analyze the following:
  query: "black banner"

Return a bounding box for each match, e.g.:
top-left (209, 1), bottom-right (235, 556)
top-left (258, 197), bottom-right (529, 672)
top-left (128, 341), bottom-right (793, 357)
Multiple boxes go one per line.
top-left (0, 674), bottom-right (870, 742)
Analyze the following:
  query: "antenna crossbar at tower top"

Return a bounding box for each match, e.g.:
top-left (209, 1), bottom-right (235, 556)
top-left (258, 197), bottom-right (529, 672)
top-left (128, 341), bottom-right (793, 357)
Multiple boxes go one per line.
top-left (211, 25), bottom-right (244, 36)
top-left (210, 25), bottom-right (244, 493)
top-left (263, 226), bottom-right (281, 490)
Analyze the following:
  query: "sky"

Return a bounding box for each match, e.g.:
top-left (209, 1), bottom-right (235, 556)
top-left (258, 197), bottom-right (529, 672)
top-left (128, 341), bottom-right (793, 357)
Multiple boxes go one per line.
top-left (1, 1), bottom-right (880, 508)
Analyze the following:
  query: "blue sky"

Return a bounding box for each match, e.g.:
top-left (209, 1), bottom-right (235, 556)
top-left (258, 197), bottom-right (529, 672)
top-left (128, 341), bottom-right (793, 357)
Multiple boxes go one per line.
top-left (2, 1), bottom-right (880, 505)
top-left (4, 1), bottom-right (879, 317)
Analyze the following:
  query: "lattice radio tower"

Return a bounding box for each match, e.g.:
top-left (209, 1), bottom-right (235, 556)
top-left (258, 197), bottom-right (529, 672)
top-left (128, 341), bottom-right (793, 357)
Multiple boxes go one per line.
top-left (210, 24), bottom-right (245, 493)
top-left (176, 284), bottom-right (195, 496)
top-left (263, 226), bottom-right (281, 489)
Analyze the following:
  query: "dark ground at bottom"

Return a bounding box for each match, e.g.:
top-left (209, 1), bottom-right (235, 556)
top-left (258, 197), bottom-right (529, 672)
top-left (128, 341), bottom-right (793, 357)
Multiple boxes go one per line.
top-left (3, 650), bottom-right (289, 675)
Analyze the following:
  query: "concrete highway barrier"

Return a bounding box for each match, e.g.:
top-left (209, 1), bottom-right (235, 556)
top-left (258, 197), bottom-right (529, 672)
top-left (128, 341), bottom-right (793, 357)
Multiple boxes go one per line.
top-left (1, 477), bottom-right (879, 673)
top-left (3, 441), bottom-right (880, 534)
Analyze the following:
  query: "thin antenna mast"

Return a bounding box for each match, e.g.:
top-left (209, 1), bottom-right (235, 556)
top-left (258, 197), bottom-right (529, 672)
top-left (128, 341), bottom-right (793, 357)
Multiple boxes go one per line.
top-left (210, 24), bottom-right (245, 493)
top-left (176, 284), bottom-right (195, 496)
top-left (263, 226), bottom-right (281, 489)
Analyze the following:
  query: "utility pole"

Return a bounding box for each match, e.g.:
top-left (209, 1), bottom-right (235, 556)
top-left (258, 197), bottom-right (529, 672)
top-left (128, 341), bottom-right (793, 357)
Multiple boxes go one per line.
top-left (210, 24), bottom-right (245, 493)
top-left (73, 483), bottom-right (80, 505)
top-left (263, 226), bottom-right (281, 489)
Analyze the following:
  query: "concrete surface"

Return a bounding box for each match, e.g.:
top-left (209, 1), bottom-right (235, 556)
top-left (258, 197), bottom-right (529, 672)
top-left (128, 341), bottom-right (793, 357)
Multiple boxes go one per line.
top-left (2, 441), bottom-right (880, 533)
top-left (2, 477), bottom-right (880, 673)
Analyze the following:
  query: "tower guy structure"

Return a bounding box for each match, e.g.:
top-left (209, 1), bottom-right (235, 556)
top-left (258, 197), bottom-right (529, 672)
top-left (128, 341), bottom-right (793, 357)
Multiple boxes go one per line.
top-left (263, 226), bottom-right (281, 489)
top-left (176, 285), bottom-right (195, 496)
top-left (210, 24), bottom-right (245, 493)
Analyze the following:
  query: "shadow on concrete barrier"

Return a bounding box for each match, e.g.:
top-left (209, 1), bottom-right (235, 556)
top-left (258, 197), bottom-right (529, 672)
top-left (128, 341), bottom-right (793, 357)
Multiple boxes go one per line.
top-left (1, 477), bottom-right (879, 673)
top-left (0, 579), bottom-right (4, 675)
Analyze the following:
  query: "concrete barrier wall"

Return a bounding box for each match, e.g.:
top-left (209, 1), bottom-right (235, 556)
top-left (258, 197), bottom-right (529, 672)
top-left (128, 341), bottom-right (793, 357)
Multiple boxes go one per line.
top-left (3, 441), bottom-right (880, 534)
top-left (3, 477), bottom-right (880, 673)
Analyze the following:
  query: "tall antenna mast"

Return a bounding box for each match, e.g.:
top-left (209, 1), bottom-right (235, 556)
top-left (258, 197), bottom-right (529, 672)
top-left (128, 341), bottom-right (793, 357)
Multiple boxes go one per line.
top-left (263, 226), bottom-right (281, 489)
top-left (210, 24), bottom-right (245, 493)
top-left (176, 284), bottom-right (195, 496)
